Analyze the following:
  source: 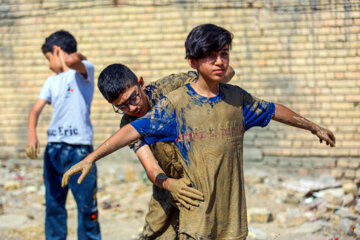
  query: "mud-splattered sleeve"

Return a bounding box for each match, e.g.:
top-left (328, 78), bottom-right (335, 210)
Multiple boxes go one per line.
top-left (130, 97), bottom-right (178, 145)
top-left (241, 89), bottom-right (275, 131)
top-left (146, 71), bottom-right (197, 106)
top-left (120, 115), bottom-right (147, 153)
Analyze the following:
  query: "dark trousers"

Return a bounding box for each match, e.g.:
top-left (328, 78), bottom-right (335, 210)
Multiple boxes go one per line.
top-left (44, 142), bottom-right (101, 240)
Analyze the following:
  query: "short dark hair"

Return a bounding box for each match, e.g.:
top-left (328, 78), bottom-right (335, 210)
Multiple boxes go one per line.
top-left (98, 64), bottom-right (139, 103)
top-left (41, 30), bottom-right (77, 54)
top-left (185, 24), bottom-right (233, 59)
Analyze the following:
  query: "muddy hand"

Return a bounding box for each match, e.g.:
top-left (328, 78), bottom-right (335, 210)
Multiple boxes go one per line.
top-left (168, 178), bottom-right (204, 210)
top-left (25, 143), bottom-right (39, 159)
top-left (61, 159), bottom-right (93, 187)
top-left (313, 127), bottom-right (336, 147)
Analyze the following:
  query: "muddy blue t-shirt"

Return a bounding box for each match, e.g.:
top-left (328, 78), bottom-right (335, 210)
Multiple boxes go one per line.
top-left (130, 83), bottom-right (274, 239)
top-left (131, 83), bottom-right (274, 163)
top-left (39, 60), bottom-right (94, 145)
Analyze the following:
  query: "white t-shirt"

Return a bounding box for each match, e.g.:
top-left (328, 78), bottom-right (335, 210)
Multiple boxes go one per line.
top-left (39, 60), bottom-right (94, 145)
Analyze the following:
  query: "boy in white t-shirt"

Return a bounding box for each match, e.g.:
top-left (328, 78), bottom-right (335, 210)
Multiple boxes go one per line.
top-left (26, 30), bottom-right (101, 240)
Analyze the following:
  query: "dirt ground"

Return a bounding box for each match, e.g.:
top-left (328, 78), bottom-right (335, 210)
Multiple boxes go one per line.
top-left (0, 150), bottom-right (358, 240)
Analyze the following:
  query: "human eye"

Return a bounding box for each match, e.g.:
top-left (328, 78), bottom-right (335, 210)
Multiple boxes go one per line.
top-left (221, 51), bottom-right (229, 57)
top-left (128, 93), bottom-right (137, 104)
top-left (209, 52), bottom-right (216, 58)
top-left (118, 104), bottom-right (128, 112)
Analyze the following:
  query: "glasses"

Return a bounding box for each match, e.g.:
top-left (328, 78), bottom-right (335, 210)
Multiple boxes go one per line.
top-left (112, 87), bottom-right (141, 114)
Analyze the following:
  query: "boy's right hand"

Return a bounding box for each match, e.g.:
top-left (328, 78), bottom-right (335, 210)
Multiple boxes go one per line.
top-left (61, 158), bottom-right (93, 187)
top-left (25, 137), bottom-right (40, 159)
top-left (25, 144), bottom-right (39, 159)
top-left (167, 178), bottom-right (204, 209)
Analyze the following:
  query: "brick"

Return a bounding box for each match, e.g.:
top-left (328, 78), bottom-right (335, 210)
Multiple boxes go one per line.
top-left (337, 158), bottom-right (349, 168)
top-left (247, 208), bottom-right (273, 223)
top-left (263, 156), bottom-right (278, 166)
top-left (342, 183), bottom-right (358, 196)
top-left (332, 169), bottom-right (344, 179)
top-left (344, 170), bottom-right (356, 179)
top-left (355, 170), bottom-right (360, 179)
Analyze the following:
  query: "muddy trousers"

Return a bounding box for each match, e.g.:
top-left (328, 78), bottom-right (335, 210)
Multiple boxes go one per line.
top-left (44, 142), bottom-right (101, 240)
top-left (179, 234), bottom-right (247, 240)
top-left (140, 186), bottom-right (179, 240)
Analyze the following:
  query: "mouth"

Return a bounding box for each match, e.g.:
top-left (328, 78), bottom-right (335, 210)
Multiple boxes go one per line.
top-left (213, 69), bottom-right (224, 74)
top-left (134, 108), bottom-right (142, 115)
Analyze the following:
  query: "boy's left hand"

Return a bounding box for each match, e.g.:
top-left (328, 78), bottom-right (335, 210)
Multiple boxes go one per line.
top-left (65, 52), bottom-right (87, 66)
top-left (76, 52), bottom-right (87, 61)
top-left (64, 52), bottom-right (88, 78)
top-left (167, 178), bottom-right (204, 209)
top-left (312, 127), bottom-right (336, 147)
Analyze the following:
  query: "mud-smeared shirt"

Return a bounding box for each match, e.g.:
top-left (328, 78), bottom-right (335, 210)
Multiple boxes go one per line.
top-left (120, 71), bottom-right (198, 153)
top-left (121, 71), bottom-right (198, 178)
top-left (130, 83), bottom-right (275, 239)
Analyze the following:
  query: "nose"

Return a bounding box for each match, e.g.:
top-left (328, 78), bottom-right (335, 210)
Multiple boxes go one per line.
top-left (128, 104), bottom-right (137, 113)
top-left (215, 55), bottom-right (223, 66)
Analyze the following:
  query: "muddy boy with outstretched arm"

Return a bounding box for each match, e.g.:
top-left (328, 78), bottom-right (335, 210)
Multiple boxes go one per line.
top-left (93, 63), bottom-right (234, 239)
top-left (63, 24), bottom-right (335, 240)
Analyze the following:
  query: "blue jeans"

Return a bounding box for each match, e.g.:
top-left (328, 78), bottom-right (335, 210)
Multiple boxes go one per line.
top-left (44, 142), bottom-right (101, 240)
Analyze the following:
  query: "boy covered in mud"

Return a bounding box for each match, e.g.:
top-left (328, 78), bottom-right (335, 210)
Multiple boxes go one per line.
top-left (95, 63), bottom-right (234, 239)
top-left (62, 24), bottom-right (335, 239)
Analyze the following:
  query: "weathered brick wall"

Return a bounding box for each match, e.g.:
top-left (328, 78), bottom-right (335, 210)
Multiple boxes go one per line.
top-left (0, 0), bottom-right (359, 180)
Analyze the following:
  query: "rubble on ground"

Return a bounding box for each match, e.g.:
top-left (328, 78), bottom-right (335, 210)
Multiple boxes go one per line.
top-left (0, 159), bottom-right (359, 240)
top-left (245, 167), bottom-right (360, 240)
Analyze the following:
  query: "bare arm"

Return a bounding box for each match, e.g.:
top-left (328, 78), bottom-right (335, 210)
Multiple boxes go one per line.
top-left (93, 124), bottom-right (141, 160)
top-left (136, 145), bottom-right (171, 189)
top-left (26, 98), bottom-right (48, 159)
top-left (272, 103), bottom-right (336, 147)
top-left (65, 52), bottom-right (88, 78)
top-left (221, 65), bottom-right (235, 84)
top-left (136, 145), bottom-right (204, 208)
top-left (62, 124), bottom-right (141, 186)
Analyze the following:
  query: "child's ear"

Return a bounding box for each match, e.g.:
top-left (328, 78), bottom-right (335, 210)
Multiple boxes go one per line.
top-left (187, 58), bottom-right (198, 70)
top-left (138, 76), bottom-right (145, 89)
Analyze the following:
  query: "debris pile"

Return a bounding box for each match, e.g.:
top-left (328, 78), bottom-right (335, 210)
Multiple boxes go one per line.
top-left (245, 167), bottom-right (360, 240)
top-left (1, 159), bottom-right (359, 240)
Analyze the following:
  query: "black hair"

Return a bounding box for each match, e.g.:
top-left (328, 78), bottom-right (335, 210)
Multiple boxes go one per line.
top-left (185, 24), bottom-right (233, 59)
top-left (98, 64), bottom-right (139, 103)
top-left (41, 30), bottom-right (77, 54)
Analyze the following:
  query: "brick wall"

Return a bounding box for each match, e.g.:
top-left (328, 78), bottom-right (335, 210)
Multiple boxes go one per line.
top-left (0, 0), bottom-right (359, 180)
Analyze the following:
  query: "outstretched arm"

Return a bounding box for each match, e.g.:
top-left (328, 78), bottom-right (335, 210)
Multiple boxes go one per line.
top-left (272, 103), bottom-right (336, 147)
top-left (62, 124), bottom-right (141, 186)
top-left (136, 145), bottom-right (204, 209)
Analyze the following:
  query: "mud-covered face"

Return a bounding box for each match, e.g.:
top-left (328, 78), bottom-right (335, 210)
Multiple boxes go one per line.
top-left (111, 81), bottom-right (150, 117)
